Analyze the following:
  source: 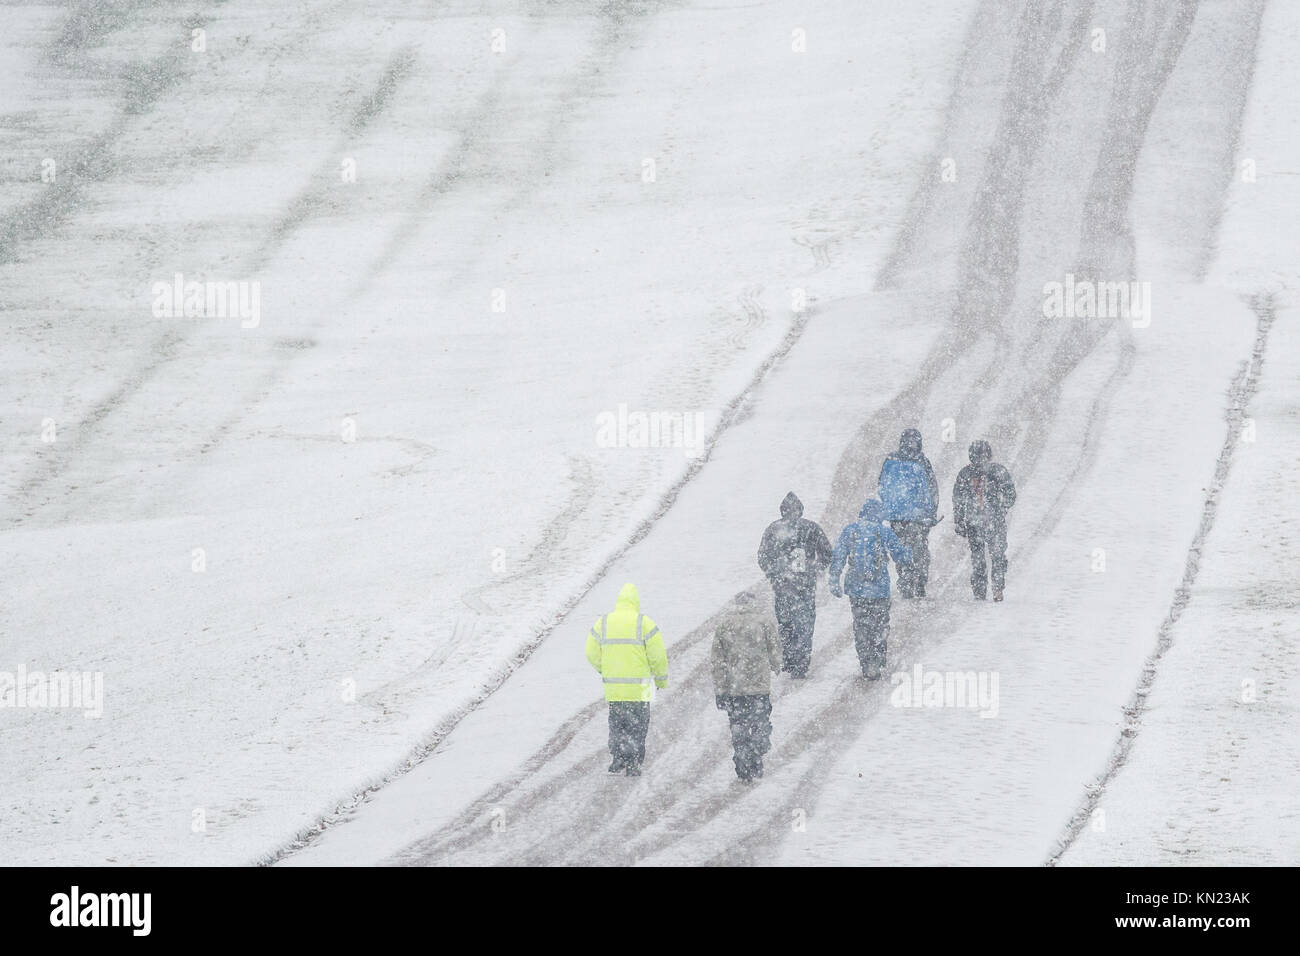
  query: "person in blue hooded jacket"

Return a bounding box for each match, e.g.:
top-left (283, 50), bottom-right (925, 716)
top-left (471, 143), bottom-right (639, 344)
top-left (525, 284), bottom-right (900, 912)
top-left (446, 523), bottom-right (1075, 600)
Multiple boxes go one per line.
top-left (829, 499), bottom-right (913, 679)
top-left (877, 428), bottom-right (939, 598)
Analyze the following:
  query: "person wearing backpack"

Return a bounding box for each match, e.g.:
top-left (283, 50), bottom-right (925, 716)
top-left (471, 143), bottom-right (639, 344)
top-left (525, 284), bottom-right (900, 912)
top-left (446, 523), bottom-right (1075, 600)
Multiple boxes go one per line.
top-left (952, 440), bottom-right (1017, 601)
top-left (756, 492), bottom-right (833, 678)
top-left (877, 428), bottom-right (940, 598)
top-left (711, 591), bottom-right (783, 781)
top-left (829, 498), bottom-right (913, 679)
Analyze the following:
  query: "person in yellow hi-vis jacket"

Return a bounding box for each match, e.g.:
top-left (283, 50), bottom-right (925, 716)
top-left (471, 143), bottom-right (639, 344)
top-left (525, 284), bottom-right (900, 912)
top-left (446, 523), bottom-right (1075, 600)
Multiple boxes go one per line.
top-left (585, 583), bottom-right (668, 777)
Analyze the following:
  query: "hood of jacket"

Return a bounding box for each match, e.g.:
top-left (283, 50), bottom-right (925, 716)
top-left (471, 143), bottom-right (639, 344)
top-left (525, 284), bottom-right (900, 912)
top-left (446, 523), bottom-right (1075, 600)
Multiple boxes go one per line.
top-left (779, 491), bottom-right (803, 520)
top-left (615, 582), bottom-right (640, 611)
top-left (858, 498), bottom-right (886, 524)
top-left (899, 428), bottom-right (923, 458)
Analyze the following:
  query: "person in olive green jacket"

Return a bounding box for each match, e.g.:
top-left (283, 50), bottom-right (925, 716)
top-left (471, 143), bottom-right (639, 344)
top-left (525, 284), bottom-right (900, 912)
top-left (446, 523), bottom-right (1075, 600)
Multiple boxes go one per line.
top-left (711, 591), bottom-right (783, 781)
top-left (586, 583), bottom-right (669, 777)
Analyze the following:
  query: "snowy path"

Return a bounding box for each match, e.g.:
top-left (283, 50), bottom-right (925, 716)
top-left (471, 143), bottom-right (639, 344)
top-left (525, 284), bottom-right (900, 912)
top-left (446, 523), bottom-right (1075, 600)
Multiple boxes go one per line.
top-left (1058, 299), bottom-right (1297, 865)
top-left (286, 0), bottom-right (1271, 866)
top-left (4, 0), bottom-right (1281, 866)
top-left (1059, 0), bottom-right (1300, 865)
top-left (3, 0), bottom-right (964, 864)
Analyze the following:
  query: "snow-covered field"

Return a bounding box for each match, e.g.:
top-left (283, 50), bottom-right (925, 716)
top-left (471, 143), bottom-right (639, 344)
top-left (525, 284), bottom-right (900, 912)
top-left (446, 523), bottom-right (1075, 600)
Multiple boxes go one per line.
top-left (2, 0), bottom-right (1294, 867)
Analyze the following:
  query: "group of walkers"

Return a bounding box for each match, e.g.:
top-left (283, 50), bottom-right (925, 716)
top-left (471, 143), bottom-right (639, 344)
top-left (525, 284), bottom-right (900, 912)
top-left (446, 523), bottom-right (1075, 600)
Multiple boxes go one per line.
top-left (585, 429), bottom-right (1017, 780)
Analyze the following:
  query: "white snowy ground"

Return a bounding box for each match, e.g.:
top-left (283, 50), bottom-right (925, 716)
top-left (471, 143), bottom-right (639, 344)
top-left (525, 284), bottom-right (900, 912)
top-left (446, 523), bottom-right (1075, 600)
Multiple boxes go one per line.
top-left (1059, 304), bottom-right (1298, 866)
top-left (286, 0), bottom-right (1294, 868)
top-left (1061, 0), bottom-right (1300, 866)
top-left (2, 0), bottom-right (967, 865)
top-left (3, 0), bottom-right (1292, 869)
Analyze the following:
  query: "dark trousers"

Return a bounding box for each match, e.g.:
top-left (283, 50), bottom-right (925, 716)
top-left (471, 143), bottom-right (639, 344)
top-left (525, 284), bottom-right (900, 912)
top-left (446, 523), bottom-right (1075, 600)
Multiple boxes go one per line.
top-left (967, 521), bottom-right (1008, 597)
top-left (892, 521), bottom-right (931, 597)
top-left (773, 586), bottom-right (816, 677)
top-left (720, 695), bottom-right (773, 780)
top-left (848, 597), bottom-right (891, 677)
top-left (607, 701), bottom-right (650, 770)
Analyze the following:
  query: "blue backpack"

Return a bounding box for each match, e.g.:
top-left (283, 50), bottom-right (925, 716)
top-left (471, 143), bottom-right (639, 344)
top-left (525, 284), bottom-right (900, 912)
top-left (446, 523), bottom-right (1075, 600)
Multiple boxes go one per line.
top-left (879, 458), bottom-right (933, 521)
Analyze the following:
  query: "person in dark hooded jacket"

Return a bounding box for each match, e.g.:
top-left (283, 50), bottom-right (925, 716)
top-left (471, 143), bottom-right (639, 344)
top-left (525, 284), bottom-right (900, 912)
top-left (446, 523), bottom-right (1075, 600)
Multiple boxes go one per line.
top-left (757, 492), bottom-right (833, 678)
top-left (878, 428), bottom-right (939, 598)
top-left (952, 440), bottom-right (1017, 601)
top-left (829, 499), bottom-right (913, 679)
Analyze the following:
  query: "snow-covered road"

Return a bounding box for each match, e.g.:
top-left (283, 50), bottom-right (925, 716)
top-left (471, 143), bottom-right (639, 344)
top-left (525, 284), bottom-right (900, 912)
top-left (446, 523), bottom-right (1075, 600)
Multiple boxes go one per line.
top-left (2, 0), bottom-right (963, 864)
top-left (4, 0), bottom-right (1292, 867)
top-left (285, 0), bottom-right (1287, 867)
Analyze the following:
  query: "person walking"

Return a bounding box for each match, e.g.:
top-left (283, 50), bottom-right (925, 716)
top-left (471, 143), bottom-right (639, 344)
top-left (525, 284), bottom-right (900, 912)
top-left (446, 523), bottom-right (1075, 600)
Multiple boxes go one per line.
top-left (877, 428), bottom-right (940, 598)
top-left (829, 499), bottom-right (913, 679)
top-left (711, 591), bottom-right (783, 782)
top-left (952, 440), bottom-right (1017, 601)
top-left (757, 492), bottom-right (833, 678)
top-left (585, 583), bottom-right (668, 776)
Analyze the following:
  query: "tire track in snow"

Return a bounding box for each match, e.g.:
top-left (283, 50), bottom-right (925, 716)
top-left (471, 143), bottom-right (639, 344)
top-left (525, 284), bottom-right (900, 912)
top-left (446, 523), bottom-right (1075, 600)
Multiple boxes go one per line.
top-left (2, 1), bottom-right (395, 527)
top-left (340, 0), bottom-right (683, 304)
top-left (1, 3), bottom-right (206, 265)
top-left (250, 45), bottom-right (420, 266)
top-left (1046, 296), bottom-right (1278, 865)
